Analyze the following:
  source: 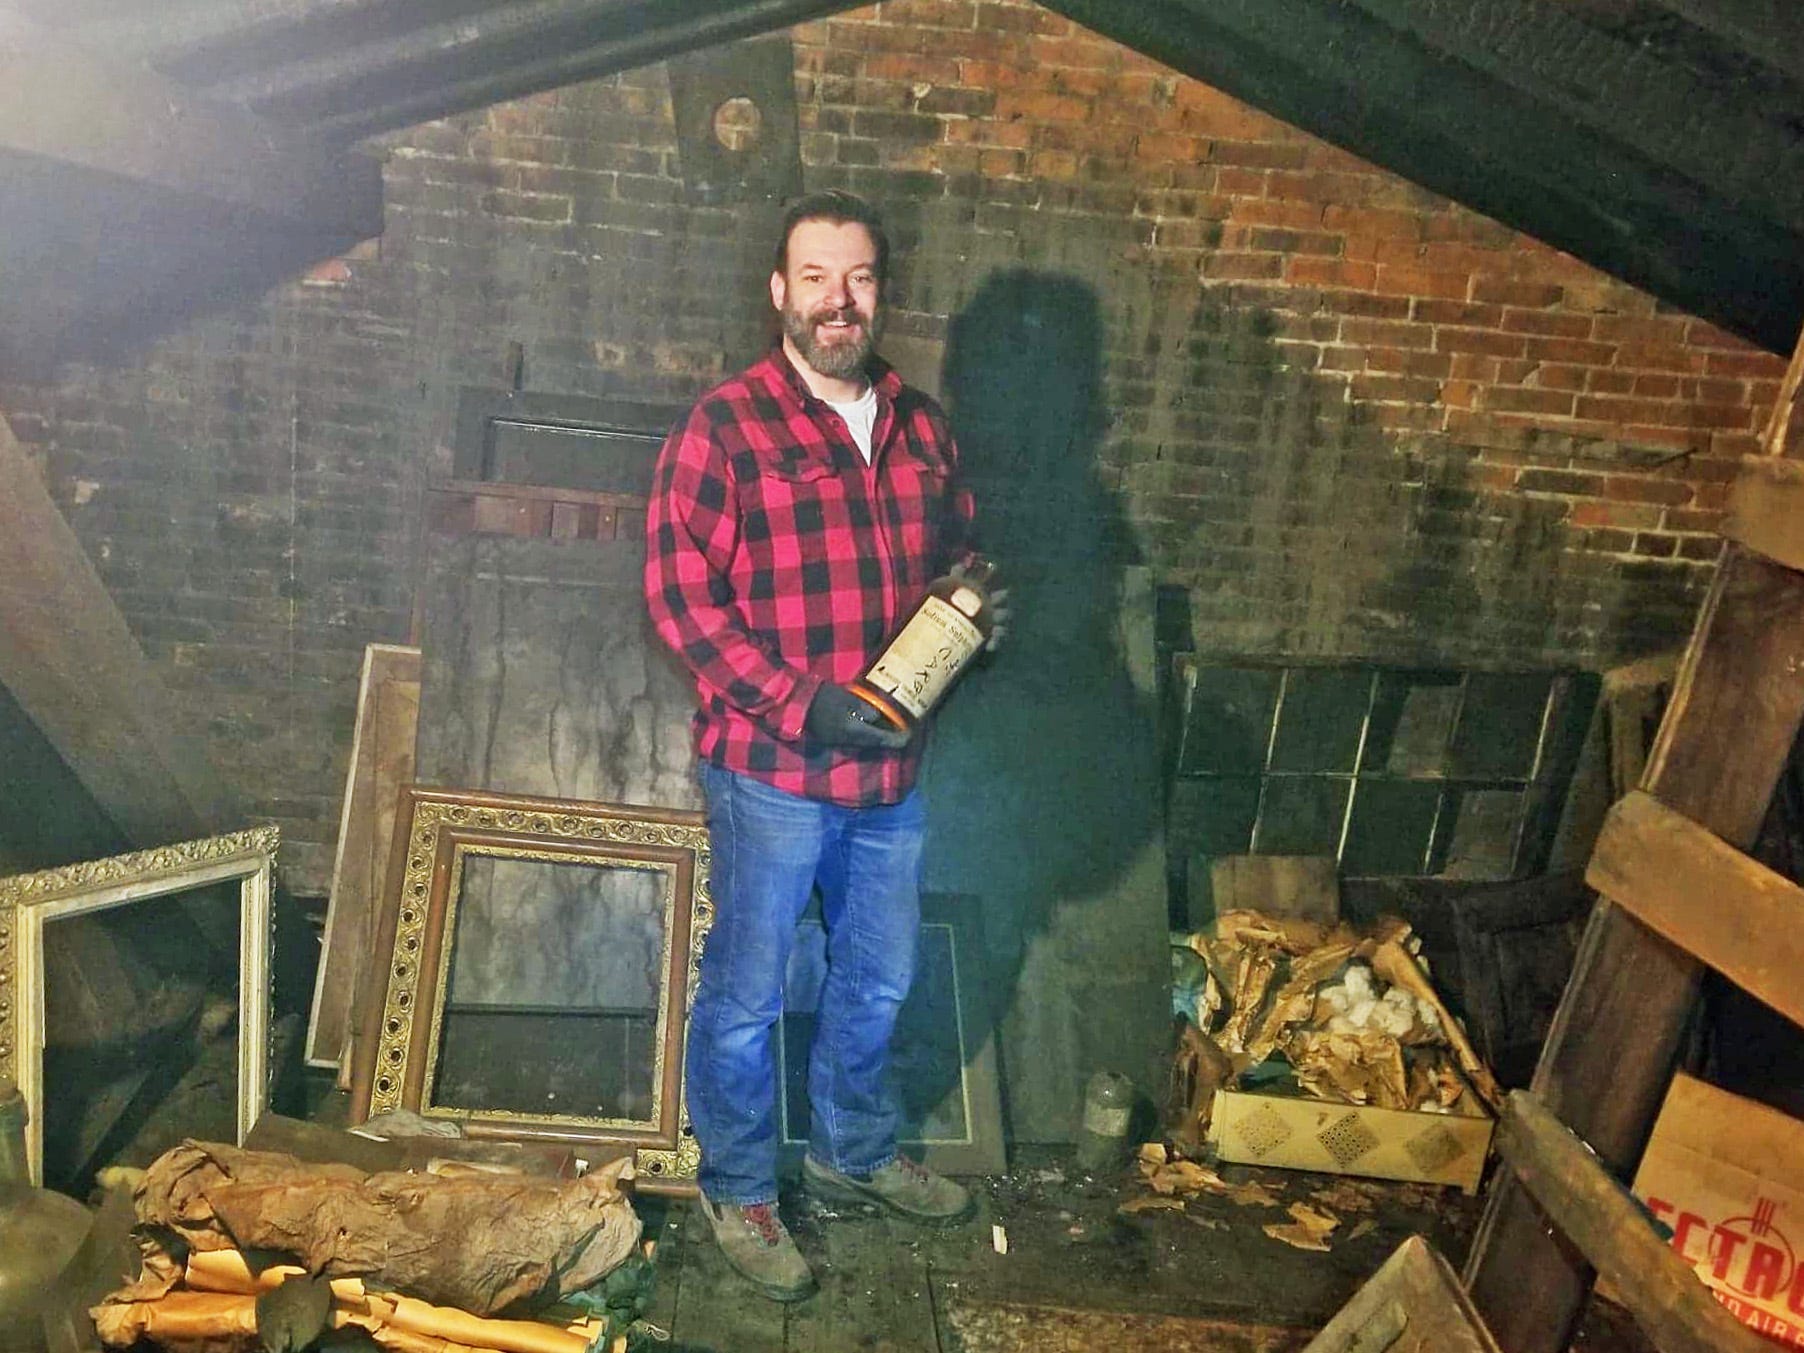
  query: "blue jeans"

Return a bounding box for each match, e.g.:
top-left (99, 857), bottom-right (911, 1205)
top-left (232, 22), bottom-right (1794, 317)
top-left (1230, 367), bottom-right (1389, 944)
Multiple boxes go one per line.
top-left (686, 763), bottom-right (925, 1205)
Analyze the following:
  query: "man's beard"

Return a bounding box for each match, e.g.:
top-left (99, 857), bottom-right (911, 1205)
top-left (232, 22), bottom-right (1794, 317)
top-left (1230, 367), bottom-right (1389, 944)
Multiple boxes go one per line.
top-left (783, 301), bottom-right (878, 380)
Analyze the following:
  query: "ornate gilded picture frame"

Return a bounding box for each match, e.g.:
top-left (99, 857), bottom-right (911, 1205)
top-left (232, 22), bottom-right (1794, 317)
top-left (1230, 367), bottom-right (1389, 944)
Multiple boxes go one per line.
top-left (0, 827), bottom-right (277, 1185)
top-left (349, 787), bottom-right (710, 1194)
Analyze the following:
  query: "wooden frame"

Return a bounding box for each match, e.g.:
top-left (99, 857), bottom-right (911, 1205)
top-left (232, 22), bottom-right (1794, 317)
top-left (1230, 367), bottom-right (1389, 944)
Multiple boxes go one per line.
top-left (1303, 1235), bottom-right (1502, 1352)
top-left (349, 787), bottom-right (709, 1194)
top-left (0, 827), bottom-right (277, 1184)
top-left (775, 892), bottom-right (1006, 1176)
top-left (307, 643), bottom-right (421, 1070)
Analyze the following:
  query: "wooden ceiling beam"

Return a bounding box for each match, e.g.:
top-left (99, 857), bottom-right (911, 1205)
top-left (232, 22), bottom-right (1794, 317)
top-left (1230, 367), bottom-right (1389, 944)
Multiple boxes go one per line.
top-left (0, 411), bottom-right (240, 849)
top-left (0, 17), bottom-right (381, 233)
top-left (0, 18), bottom-right (382, 373)
top-left (190, 0), bottom-right (865, 140)
top-left (1042, 0), bottom-right (1804, 353)
top-left (1653, 0), bottom-right (1804, 89)
top-left (1342, 0), bottom-right (1804, 236)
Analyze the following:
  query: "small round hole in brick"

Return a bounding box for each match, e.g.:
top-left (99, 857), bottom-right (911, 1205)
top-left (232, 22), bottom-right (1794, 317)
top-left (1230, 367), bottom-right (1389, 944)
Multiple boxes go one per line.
top-left (713, 97), bottom-right (762, 152)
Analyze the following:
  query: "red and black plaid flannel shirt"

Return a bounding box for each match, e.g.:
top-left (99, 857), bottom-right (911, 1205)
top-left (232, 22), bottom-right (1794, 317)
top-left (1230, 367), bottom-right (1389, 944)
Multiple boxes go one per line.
top-left (644, 345), bottom-right (976, 806)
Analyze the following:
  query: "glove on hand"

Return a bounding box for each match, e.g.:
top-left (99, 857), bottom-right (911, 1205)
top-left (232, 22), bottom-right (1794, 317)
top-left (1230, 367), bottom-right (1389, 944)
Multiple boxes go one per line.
top-left (950, 558), bottom-right (1011, 653)
top-left (805, 683), bottom-right (912, 750)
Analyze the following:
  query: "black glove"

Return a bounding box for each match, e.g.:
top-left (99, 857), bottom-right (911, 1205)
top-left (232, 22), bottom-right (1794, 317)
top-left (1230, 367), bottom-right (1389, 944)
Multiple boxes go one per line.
top-left (805, 683), bottom-right (912, 750)
top-left (951, 558), bottom-right (1011, 653)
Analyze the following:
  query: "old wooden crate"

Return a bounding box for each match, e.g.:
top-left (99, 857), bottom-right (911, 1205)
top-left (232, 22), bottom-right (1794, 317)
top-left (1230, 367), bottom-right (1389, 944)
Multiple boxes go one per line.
top-left (1209, 1081), bottom-right (1495, 1194)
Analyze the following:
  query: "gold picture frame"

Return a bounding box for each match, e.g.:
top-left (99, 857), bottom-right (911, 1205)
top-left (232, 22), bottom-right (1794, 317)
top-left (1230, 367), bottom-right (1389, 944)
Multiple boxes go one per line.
top-left (349, 787), bottom-right (710, 1194)
top-left (0, 827), bottom-right (278, 1185)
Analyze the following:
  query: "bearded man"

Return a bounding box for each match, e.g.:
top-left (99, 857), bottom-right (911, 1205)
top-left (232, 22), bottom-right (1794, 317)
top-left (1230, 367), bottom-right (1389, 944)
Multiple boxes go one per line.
top-left (644, 191), bottom-right (996, 1301)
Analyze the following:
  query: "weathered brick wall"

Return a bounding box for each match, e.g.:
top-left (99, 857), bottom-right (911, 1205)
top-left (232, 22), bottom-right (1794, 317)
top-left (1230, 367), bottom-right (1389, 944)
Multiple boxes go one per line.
top-left (1, 0), bottom-right (1785, 888)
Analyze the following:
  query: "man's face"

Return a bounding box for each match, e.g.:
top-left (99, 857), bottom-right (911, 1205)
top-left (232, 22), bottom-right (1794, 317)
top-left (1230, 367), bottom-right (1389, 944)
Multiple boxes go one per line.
top-left (771, 219), bottom-right (882, 382)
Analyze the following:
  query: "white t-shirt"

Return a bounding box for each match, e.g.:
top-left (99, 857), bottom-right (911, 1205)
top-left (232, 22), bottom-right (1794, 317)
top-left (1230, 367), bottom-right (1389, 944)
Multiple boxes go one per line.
top-left (823, 385), bottom-right (879, 464)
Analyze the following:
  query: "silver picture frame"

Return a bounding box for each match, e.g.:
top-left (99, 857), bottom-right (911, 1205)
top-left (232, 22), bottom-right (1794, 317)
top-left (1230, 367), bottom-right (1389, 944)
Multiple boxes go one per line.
top-left (0, 827), bottom-right (277, 1184)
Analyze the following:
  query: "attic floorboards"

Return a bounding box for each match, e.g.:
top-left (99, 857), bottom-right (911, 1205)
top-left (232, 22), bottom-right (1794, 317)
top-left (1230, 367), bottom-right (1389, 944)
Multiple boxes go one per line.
top-left (640, 1146), bottom-right (1476, 1352)
top-left (293, 1083), bottom-right (1651, 1353)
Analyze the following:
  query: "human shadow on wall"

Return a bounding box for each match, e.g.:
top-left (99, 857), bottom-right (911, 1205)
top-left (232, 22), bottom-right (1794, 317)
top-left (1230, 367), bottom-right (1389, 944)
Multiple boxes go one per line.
top-left (916, 268), bottom-right (1172, 1143)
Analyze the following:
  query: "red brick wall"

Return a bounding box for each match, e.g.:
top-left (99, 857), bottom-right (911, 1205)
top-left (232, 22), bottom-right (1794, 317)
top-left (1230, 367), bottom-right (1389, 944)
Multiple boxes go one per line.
top-left (1, 0), bottom-right (1785, 885)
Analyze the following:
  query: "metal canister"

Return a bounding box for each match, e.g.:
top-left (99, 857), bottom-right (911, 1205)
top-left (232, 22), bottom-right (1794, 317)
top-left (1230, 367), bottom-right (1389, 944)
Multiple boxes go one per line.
top-left (1074, 1070), bottom-right (1136, 1173)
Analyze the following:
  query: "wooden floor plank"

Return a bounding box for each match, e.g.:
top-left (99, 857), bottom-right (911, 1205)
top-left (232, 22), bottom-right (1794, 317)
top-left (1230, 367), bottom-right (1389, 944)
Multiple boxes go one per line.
top-left (669, 1200), bottom-right (790, 1353)
top-left (785, 1206), bottom-right (940, 1353)
top-left (638, 1196), bottom-right (687, 1343)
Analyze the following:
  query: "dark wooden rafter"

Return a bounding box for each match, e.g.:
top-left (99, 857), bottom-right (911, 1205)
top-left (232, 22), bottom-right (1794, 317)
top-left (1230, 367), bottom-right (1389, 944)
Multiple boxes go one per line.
top-left (1653, 0), bottom-right (1804, 89)
top-left (0, 17), bottom-right (383, 375)
top-left (172, 0), bottom-right (864, 140)
top-left (1040, 0), bottom-right (1804, 353)
top-left (0, 411), bottom-right (239, 848)
top-left (1340, 0), bottom-right (1804, 236)
top-left (0, 18), bottom-right (380, 236)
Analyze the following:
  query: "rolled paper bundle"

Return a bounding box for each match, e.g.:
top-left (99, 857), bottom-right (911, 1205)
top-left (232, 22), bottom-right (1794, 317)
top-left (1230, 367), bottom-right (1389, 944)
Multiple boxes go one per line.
top-left (185, 1248), bottom-right (366, 1302)
top-left (181, 1248), bottom-right (599, 1353)
top-left (93, 1291), bottom-right (261, 1346)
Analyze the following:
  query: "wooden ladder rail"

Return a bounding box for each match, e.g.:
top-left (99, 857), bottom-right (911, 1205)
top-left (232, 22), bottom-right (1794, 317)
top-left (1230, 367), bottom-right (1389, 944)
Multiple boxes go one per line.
top-left (1494, 1091), bottom-right (1773, 1353)
top-left (1463, 321), bottom-right (1804, 1353)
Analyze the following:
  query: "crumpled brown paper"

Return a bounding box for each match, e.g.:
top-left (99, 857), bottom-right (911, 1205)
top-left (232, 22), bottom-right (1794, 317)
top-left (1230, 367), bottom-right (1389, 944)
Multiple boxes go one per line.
top-left (1165, 908), bottom-right (1500, 1147)
top-left (131, 1141), bottom-right (640, 1316)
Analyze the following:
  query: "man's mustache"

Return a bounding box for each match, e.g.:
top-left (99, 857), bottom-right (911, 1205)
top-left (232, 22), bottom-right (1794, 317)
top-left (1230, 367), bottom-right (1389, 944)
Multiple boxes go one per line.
top-left (810, 306), bottom-right (867, 327)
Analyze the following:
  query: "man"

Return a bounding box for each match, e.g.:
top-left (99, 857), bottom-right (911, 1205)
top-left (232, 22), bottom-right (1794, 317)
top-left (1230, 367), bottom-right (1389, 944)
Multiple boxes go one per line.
top-left (644, 190), bottom-right (997, 1301)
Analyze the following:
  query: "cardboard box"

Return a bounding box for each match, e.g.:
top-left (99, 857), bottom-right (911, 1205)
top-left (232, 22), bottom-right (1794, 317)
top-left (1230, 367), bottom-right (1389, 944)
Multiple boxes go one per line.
top-left (1208, 1082), bottom-right (1495, 1194)
top-left (1615, 1073), bottom-right (1804, 1348)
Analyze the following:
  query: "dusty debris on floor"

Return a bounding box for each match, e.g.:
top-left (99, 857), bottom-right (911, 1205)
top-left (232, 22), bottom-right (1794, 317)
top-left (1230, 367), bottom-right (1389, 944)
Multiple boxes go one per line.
top-left (627, 1142), bottom-right (1481, 1352)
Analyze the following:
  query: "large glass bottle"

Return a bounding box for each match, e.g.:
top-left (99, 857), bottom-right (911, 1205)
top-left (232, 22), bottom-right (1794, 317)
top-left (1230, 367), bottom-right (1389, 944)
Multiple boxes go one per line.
top-left (848, 558), bottom-right (997, 734)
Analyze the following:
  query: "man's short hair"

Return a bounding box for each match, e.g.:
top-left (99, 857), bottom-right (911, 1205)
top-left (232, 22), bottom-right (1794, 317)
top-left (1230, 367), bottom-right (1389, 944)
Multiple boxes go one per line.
top-left (773, 190), bottom-right (890, 284)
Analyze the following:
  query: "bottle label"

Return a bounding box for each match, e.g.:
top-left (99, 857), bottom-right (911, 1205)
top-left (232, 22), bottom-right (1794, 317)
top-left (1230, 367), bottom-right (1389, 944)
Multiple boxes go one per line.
top-left (1082, 1101), bottom-right (1132, 1137)
top-left (865, 595), bottom-right (983, 719)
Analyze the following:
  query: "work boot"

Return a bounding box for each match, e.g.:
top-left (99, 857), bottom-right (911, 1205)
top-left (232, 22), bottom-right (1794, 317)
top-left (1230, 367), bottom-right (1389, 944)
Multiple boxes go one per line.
top-left (696, 1192), bottom-right (817, 1303)
top-left (803, 1154), bottom-right (976, 1226)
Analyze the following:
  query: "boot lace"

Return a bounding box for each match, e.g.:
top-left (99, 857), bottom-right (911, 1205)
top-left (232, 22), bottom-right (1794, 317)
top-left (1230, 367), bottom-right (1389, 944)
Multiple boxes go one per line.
top-left (889, 1156), bottom-right (932, 1184)
top-left (739, 1202), bottom-right (785, 1246)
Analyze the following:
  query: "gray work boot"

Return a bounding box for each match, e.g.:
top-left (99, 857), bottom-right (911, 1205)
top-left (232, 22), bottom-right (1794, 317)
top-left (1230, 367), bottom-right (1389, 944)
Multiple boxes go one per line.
top-left (697, 1192), bottom-right (817, 1302)
top-left (803, 1154), bottom-right (976, 1226)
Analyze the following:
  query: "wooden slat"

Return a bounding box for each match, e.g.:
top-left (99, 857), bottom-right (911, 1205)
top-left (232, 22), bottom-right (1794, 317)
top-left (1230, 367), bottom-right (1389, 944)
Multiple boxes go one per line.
top-left (0, 410), bottom-right (237, 846)
top-left (1494, 1092), bottom-right (1772, 1353)
top-left (1759, 313), bottom-right (1804, 457)
top-left (1588, 790), bottom-right (1804, 1030)
top-left (1467, 542), bottom-right (1804, 1353)
top-left (305, 644), bottom-right (421, 1071)
top-left (1302, 1236), bottom-right (1500, 1353)
top-left (1643, 545), bottom-right (1804, 844)
top-left (1723, 455), bottom-right (1804, 571)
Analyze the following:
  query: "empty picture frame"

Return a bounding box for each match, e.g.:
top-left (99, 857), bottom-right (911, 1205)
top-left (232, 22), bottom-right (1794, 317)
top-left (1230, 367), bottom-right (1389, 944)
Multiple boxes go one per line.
top-left (777, 892), bottom-right (1005, 1175)
top-left (0, 827), bottom-right (277, 1185)
top-left (307, 643), bottom-right (422, 1070)
top-left (350, 787), bottom-right (710, 1193)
